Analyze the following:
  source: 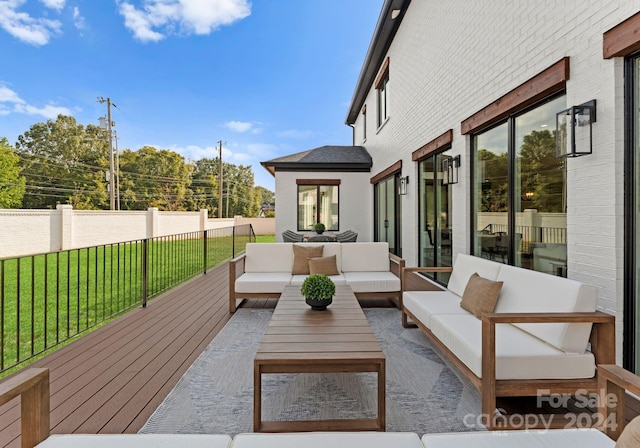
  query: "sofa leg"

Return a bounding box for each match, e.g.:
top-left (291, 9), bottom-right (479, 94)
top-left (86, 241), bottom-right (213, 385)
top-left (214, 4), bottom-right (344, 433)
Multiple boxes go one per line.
top-left (229, 297), bottom-right (236, 313)
top-left (401, 312), bottom-right (416, 328)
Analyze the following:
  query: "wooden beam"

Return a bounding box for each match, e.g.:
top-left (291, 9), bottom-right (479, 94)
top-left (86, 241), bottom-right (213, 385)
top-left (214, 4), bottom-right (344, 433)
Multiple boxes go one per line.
top-left (370, 160), bottom-right (402, 184)
top-left (461, 58), bottom-right (570, 135)
top-left (374, 57), bottom-right (390, 89)
top-left (411, 129), bottom-right (454, 161)
top-left (604, 11), bottom-right (640, 58)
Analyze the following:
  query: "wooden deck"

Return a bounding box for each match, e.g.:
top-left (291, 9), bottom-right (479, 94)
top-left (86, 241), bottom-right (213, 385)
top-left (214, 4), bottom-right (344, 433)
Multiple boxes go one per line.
top-left (0, 263), bottom-right (399, 448)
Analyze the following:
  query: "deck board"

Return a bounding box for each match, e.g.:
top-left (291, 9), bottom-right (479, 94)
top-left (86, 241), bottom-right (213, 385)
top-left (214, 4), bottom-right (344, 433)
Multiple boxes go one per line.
top-left (0, 264), bottom-right (245, 447)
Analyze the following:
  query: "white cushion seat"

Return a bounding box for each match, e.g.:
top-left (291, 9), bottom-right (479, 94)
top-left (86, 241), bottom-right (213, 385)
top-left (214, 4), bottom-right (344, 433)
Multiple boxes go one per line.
top-left (431, 314), bottom-right (596, 380)
top-left (403, 290), bottom-right (468, 329)
top-left (421, 428), bottom-right (614, 448)
top-left (342, 271), bottom-right (401, 293)
top-left (35, 434), bottom-right (233, 448)
top-left (232, 432), bottom-right (424, 448)
top-left (235, 272), bottom-right (292, 293)
top-left (290, 274), bottom-right (347, 286)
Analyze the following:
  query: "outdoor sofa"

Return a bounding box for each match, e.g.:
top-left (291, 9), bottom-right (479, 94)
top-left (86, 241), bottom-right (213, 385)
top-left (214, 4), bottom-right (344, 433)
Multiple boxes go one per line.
top-left (402, 254), bottom-right (616, 429)
top-left (3, 365), bottom-right (640, 447)
top-left (228, 242), bottom-right (404, 313)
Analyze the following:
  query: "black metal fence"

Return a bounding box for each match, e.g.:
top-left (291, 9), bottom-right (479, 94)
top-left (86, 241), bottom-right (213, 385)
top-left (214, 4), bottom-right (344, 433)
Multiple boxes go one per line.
top-left (0, 224), bottom-right (254, 374)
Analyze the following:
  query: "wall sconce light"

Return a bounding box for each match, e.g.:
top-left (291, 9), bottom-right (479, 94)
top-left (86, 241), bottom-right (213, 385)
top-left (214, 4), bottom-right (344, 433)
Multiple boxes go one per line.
top-left (442, 155), bottom-right (461, 185)
top-left (399, 176), bottom-right (409, 195)
top-left (556, 99), bottom-right (596, 158)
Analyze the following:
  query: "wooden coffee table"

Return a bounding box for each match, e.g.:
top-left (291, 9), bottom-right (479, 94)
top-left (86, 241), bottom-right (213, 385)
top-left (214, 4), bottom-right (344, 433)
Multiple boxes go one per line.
top-left (254, 285), bottom-right (386, 432)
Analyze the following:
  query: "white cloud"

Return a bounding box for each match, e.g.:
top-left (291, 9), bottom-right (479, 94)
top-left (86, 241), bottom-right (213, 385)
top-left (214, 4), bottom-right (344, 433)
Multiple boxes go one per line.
top-left (224, 120), bottom-right (253, 133)
top-left (0, 0), bottom-right (62, 45)
top-left (0, 85), bottom-right (25, 104)
top-left (277, 129), bottom-right (316, 140)
top-left (14, 102), bottom-right (71, 118)
top-left (118, 0), bottom-right (251, 43)
top-left (0, 84), bottom-right (71, 118)
top-left (39, 0), bottom-right (65, 10)
top-left (72, 6), bottom-right (86, 31)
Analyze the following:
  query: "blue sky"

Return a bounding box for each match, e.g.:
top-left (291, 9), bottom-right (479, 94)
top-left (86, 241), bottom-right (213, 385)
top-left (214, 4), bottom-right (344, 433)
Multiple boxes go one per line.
top-left (0, 0), bottom-right (383, 190)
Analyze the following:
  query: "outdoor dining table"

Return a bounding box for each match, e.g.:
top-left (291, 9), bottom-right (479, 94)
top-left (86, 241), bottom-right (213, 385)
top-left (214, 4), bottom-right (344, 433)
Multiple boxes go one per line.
top-left (302, 232), bottom-right (337, 242)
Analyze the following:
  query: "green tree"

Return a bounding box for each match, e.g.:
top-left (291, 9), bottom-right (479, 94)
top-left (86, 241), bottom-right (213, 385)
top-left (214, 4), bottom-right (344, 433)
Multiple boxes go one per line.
top-left (255, 185), bottom-right (275, 204)
top-left (16, 115), bottom-right (109, 209)
top-left (0, 138), bottom-right (26, 208)
top-left (119, 146), bottom-right (192, 211)
top-left (189, 158), bottom-right (221, 216)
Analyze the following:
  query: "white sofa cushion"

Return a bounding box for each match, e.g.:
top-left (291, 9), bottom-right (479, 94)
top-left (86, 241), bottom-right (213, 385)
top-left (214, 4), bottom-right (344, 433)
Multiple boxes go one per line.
top-left (341, 242), bottom-right (390, 272)
top-left (422, 429), bottom-right (614, 448)
top-left (494, 264), bottom-right (597, 353)
top-left (342, 271), bottom-right (401, 293)
top-left (403, 290), bottom-right (469, 329)
top-left (431, 314), bottom-right (595, 380)
top-left (446, 254), bottom-right (502, 297)
top-left (291, 274), bottom-right (347, 286)
top-left (244, 243), bottom-right (293, 273)
top-left (36, 434), bottom-right (233, 448)
top-left (232, 432), bottom-right (424, 448)
top-left (235, 272), bottom-right (292, 293)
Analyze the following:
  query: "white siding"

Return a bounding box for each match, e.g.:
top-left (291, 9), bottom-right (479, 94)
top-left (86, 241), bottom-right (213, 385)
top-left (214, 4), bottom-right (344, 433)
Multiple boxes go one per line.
top-left (274, 171), bottom-right (373, 242)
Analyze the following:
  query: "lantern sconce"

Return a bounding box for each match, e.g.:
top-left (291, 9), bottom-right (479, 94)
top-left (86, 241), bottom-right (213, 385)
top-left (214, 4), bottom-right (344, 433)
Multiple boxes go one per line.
top-left (556, 99), bottom-right (596, 158)
top-left (442, 155), bottom-right (461, 185)
top-left (399, 176), bottom-right (409, 195)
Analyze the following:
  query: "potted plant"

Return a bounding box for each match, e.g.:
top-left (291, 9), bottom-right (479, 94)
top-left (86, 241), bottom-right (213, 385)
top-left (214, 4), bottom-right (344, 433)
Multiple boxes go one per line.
top-left (313, 222), bottom-right (326, 234)
top-left (300, 274), bottom-right (336, 310)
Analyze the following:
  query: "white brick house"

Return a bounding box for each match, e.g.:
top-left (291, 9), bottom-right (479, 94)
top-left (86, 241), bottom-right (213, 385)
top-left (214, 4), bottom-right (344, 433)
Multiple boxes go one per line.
top-left (263, 1), bottom-right (640, 370)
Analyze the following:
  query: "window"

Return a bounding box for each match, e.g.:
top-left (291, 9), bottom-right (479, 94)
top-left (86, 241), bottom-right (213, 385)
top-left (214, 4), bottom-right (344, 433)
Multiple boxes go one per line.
top-left (419, 151), bottom-right (453, 284)
top-left (626, 51), bottom-right (640, 372)
top-left (362, 106), bottom-right (367, 141)
top-left (375, 57), bottom-right (390, 128)
top-left (297, 181), bottom-right (339, 231)
top-left (472, 95), bottom-right (567, 275)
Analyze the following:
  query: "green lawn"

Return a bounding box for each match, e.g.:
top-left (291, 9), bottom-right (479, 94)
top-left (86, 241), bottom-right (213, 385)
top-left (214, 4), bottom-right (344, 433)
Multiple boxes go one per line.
top-left (0, 232), bottom-right (263, 375)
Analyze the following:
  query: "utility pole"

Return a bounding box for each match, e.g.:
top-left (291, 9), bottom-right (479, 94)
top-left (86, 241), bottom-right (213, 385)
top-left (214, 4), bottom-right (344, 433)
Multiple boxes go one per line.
top-left (218, 140), bottom-right (223, 219)
top-left (98, 97), bottom-right (116, 210)
top-left (113, 130), bottom-right (120, 210)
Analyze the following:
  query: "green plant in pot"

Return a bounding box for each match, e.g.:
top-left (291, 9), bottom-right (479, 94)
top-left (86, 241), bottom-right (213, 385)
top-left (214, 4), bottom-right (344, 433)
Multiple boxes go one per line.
top-left (313, 222), bottom-right (326, 234)
top-left (301, 274), bottom-right (336, 310)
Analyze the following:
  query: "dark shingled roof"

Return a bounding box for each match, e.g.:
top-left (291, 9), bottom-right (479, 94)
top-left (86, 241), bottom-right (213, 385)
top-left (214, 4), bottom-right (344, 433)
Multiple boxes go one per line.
top-left (261, 145), bottom-right (372, 176)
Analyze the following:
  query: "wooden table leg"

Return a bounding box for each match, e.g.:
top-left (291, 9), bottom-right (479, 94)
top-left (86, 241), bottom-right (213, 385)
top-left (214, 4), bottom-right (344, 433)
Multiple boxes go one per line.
top-left (254, 360), bottom-right (262, 432)
top-left (378, 359), bottom-right (386, 431)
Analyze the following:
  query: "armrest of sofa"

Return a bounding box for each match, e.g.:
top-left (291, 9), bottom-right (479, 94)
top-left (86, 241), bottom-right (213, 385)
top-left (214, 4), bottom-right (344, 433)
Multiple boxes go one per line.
top-left (401, 266), bottom-right (453, 289)
top-left (388, 253), bottom-right (405, 281)
top-left (598, 364), bottom-right (640, 440)
top-left (228, 254), bottom-right (246, 313)
top-left (480, 312), bottom-right (616, 425)
top-left (0, 368), bottom-right (50, 448)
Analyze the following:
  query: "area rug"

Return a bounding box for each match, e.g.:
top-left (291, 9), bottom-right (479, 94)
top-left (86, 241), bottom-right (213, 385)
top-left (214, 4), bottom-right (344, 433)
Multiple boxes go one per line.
top-left (140, 308), bottom-right (482, 437)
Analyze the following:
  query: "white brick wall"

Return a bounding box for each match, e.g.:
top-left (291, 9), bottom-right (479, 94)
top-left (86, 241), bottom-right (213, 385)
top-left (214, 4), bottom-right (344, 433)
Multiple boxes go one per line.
top-left (274, 171), bottom-right (373, 242)
top-left (0, 207), bottom-right (271, 258)
top-left (350, 0), bottom-right (640, 361)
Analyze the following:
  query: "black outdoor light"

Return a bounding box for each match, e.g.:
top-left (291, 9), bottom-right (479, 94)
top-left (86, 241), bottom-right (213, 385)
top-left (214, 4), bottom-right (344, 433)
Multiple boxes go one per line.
top-left (442, 155), bottom-right (461, 185)
top-left (556, 99), bottom-right (596, 158)
top-left (399, 176), bottom-right (409, 195)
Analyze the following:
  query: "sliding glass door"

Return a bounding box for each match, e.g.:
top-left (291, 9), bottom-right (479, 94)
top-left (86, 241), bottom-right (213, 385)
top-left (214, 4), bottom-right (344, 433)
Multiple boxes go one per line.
top-left (374, 174), bottom-right (401, 256)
